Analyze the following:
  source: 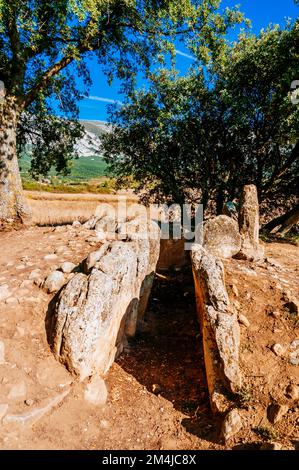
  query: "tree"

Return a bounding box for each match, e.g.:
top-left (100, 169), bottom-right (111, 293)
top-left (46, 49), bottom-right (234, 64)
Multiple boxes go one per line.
top-left (0, 0), bottom-right (243, 223)
top-left (103, 19), bottom-right (299, 216)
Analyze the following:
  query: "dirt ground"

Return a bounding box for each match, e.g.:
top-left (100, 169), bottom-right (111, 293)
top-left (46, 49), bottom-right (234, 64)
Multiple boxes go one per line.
top-left (0, 225), bottom-right (298, 450)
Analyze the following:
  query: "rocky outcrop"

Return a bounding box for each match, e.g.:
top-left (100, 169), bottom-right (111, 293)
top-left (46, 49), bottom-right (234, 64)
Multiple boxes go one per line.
top-left (203, 215), bottom-right (241, 259)
top-left (48, 216), bottom-right (160, 381)
top-left (191, 245), bottom-right (241, 413)
top-left (235, 185), bottom-right (264, 261)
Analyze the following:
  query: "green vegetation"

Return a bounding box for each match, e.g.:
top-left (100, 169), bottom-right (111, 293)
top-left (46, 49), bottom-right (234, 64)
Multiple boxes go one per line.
top-left (103, 20), bottom-right (299, 215)
top-left (19, 153), bottom-right (115, 193)
top-left (20, 154), bottom-right (108, 182)
top-left (254, 426), bottom-right (280, 441)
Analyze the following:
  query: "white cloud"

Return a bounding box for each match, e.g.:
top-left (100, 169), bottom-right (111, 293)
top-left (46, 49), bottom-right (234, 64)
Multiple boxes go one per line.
top-left (85, 95), bottom-right (123, 105)
top-left (175, 49), bottom-right (196, 61)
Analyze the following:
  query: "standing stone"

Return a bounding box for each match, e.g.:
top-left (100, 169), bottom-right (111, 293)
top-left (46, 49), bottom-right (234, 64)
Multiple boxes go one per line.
top-left (235, 185), bottom-right (264, 261)
top-left (191, 245), bottom-right (241, 413)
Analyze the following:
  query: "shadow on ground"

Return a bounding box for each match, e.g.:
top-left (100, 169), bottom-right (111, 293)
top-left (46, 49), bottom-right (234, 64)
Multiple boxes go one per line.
top-left (117, 266), bottom-right (222, 443)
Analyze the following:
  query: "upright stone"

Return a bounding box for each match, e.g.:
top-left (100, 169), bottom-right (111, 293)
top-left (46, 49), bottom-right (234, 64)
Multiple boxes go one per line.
top-left (236, 184), bottom-right (264, 261)
top-left (191, 245), bottom-right (241, 413)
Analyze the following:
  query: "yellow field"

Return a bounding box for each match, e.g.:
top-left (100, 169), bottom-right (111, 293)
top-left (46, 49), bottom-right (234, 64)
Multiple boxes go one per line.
top-left (26, 190), bottom-right (139, 226)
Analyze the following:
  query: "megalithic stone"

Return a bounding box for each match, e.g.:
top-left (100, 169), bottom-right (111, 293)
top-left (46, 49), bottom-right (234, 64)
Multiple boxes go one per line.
top-left (235, 184), bottom-right (264, 261)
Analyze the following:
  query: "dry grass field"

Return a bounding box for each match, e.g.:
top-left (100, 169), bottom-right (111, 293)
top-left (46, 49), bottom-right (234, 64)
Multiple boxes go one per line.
top-left (26, 190), bottom-right (139, 226)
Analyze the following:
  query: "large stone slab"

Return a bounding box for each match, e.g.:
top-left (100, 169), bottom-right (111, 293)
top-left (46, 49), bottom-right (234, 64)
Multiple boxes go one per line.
top-left (191, 245), bottom-right (241, 413)
top-left (49, 218), bottom-right (160, 380)
top-left (203, 215), bottom-right (241, 259)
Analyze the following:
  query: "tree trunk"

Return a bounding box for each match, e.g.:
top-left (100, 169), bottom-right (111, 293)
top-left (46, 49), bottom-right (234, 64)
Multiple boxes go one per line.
top-left (277, 206), bottom-right (299, 236)
top-left (0, 96), bottom-right (32, 223)
top-left (263, 205), bottom-right (299, 234)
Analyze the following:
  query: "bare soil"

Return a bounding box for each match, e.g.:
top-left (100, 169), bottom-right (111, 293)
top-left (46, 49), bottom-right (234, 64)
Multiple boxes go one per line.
top-left (0, 226), bottom-right (298, 450)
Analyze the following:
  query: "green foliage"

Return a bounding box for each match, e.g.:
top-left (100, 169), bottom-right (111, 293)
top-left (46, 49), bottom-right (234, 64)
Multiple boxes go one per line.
top-left (0, 0), bottom-right (245, 178)
top-left (20, 154), bottom-right (109, 182)
top-left (103, 20), bottom-right (299, 210)
top-left (254, 426), bottom-right (279, 441)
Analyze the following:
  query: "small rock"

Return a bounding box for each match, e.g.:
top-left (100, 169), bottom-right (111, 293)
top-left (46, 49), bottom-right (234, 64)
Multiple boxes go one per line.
top-left (152, 384), bottom-right (162, 394)
top-left (8, 381), bottom-right (27, 400)
top-left (260, 442), bottom-right (282, 450)
top-left (0, 341), bottom-right (5, 364)
top-left (84, 376), bottom-right (108, 406)
top-left (16, 264), bottom-right (26, 270)
top-left (24, 399), bottom-right (34, 407)
top-left (60, 262), bottom-right (76, 274)
top-left (43, 271), bottom-right (66, 294)
top-left (85, 242), bottom-right (109, 272)
top-left (0, 403), bottom-right (9, 420)
top-left (28, 269), bottom-right (41, 280)
top-left (267, 403), bottom-right (288, 424)
top-left (272, 343), bottom-right (284, 357)
top-left (290, 339), bottom-right (299, 350)
top-left (55, 246), bottom-right (69, 254)
top-left (238, 314), bottom-right (250, 328)
top-left (19, 280), bottom-right (33, 289)
top-left (270, 311), bottom-right (280, 319)
top-left (221, 409), bottom-right (242, 440)
top-left (99, 419), bottom-right (110, 429)
top-left (5, 297), bottom-right (18, 305)
top-left (285, 384), bottom-right (299, 401)
top-left (231, 284), bottom-right (239, 297)
top-left (0, 284), bottom-right (11, 301)
top-left (72, 220), bottom-right (82, 228)
top-left (44, 254), bottom-right (58, 261)
top-left (290, 351), bottom-right (299, 366)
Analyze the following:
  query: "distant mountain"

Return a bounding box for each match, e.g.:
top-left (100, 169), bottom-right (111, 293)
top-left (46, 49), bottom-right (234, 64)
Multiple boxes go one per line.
top-left (76, 120), bottom-right (110, 157)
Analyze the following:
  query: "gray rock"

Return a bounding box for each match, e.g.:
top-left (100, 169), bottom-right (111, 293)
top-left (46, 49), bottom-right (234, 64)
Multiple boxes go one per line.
top-left (44, 271), bottom-right (66, 294)
top-left (29, 269), bottom-right (41, 281)
top-left (235, 184), bottom-right (264, 261)
top-left (50, 218), bottom-right (160, 380)
top-left (24, 399), bottom-right (34, 407)
top-left (84, 376), bottom-right (108, 406)
top-left (60, 262), bottom-right (76, 274)
top-left (221, 409), bottom-right (242, 440)
top-left (0, 284), bottom-right (11, 301)
top-left (267, 403), bottom-right (288, 424)
top-left (3, 390), bottom-right (69, 427)
top-left (238, 314), bottom-right (250, 328)
top-left (202, 215), bottom-right (241, 259)
top-left (191, 245), bottom-right (241, 412)
top-left (5, 297), bottom-right (18, 305)
top-left (72, 220), bottom-right (82, 228)
top-left (0, 340), bottom-right (5, 364)
top-left (84, 242), bottom-right (110, 272)
top-left (272, 343), bottom-right (284, 357)
top-left (44, 254), bottom-right (58, 261)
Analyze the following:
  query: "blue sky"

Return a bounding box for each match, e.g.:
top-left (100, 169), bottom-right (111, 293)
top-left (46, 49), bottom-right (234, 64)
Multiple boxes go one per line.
top-left (78, 0), bottom-right (298, 122)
